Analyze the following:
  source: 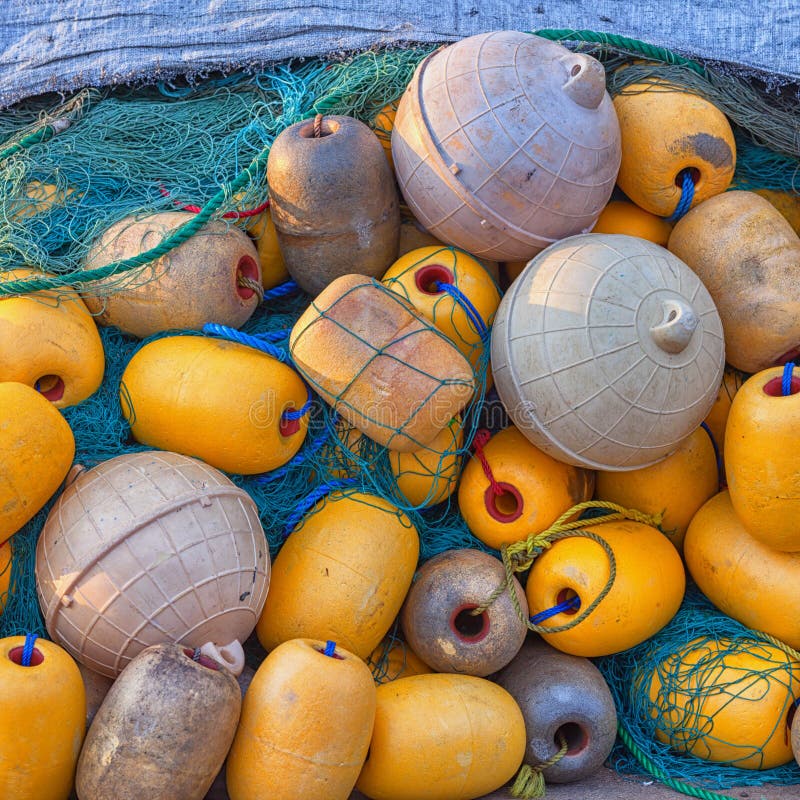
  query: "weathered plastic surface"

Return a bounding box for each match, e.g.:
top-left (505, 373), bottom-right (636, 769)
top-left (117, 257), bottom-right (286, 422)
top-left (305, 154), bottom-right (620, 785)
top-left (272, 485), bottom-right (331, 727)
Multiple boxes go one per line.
top-left (36, 451), bottom-right (270, 677)
top-left (76, 643), bottom-right (242, 800)
top-left (392, 31), bottom-right (621, 262)
top-left (491, 233), bottom-right (725, 470)
top-left (268, 115), bottom-right (400, 295)
top-left (493, 637), bottom-right (617, 784)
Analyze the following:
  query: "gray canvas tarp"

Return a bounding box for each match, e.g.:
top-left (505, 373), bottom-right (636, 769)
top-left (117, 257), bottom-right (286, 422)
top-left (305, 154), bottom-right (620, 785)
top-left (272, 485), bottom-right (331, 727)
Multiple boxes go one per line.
top-left (1, 0), bottom-right (799, 109)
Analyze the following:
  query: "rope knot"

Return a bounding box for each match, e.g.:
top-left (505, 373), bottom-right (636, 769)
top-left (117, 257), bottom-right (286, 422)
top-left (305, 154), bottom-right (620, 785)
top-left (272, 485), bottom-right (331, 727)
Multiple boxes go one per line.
top-left (511, 732), bottom-right (568, 799)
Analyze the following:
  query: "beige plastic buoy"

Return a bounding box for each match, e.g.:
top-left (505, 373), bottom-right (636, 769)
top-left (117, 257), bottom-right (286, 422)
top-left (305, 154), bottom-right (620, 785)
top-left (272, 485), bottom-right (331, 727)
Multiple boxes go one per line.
top-left (392, 31), bottom-right (621, 262)
top-left (82, 211), bottom-right (262, 338)
top-left (76, 643), bottom-right (242, 800)
top-left (36, 451), bottom-right (270, 678)
top-left (491, 233), bottom-right (725, 470)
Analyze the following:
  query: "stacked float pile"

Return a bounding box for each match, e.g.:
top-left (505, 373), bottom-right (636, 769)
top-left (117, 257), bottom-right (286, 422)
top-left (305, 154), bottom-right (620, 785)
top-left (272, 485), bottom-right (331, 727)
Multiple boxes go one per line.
top-left (1, 28), bottom-right (800, 800)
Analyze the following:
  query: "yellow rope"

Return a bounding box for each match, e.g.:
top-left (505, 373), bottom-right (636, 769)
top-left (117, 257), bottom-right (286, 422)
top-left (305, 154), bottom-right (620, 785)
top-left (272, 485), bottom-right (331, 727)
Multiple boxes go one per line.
top-left (472, 501), bottom-right (663, 635)
top-left (511, 732), bottom-right (569, 799)
top-left (755, 631), bottom-right (800, 662)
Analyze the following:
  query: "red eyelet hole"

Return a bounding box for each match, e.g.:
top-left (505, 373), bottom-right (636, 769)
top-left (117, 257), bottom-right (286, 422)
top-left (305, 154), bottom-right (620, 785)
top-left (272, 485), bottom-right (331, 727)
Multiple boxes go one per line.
top-left (182, 648), bottom-right (220, 671)
top-left (8, 646), bottom-right (44, 666)
top-left (449, 604), bottom-right (490, 643)
top-left (236, 255), bottom-right (260, 300)
top-left (763, 377), bottom-right (800, 396)
top-left (414, 264), bottom-right (454, 295)
top-left (483, 482), bottom-right (523, 523)
top-left (36, 375), bottom-right (65, 402)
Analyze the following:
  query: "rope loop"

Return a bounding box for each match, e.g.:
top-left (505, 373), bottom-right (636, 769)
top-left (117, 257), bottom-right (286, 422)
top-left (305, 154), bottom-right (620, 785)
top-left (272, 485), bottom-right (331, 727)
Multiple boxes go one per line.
top-left (510, 731), bottom-right (569, 799)
top-left (282, 387), bottom-right (313, 422)
top-left (237, 274), bottom-right (265, 303)
top-left (434, 281), bottom-right (489, 340)
top-left (323, 640), bottom-right (337, 657)
top-left (282, 479), bottom-right (358, 540)
top-left (665, 169), bottom-right (696, 223)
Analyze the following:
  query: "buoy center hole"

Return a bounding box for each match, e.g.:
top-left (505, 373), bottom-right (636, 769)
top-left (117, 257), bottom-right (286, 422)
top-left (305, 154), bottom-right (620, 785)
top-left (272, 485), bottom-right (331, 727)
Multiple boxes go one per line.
top-left (484, 482), bottom-right (524, 523)
top-left (555, 722), bottom-right (588, 756)
top-left (763, 376), bottom-right (800, 396)
top-left (675, 167), bottom-right (701, 187)
top-left (314, 646), bottom-right (344, 660)
top-left (182, 648), bottom-right (220, 671)
top-left (570, 64), bottom-right (582, 77)
top-left (556, 588), bottom-right (581, 615)
top-left (279, 413), bottom-right (301, 437)
top-left (35, 374), bottom-right (64, 402)
top-left (299, 119), bottom-right (339, 138)
top-left (450, 604), bottom-right (489, 643)
top-left (8, 646), bottom-right (44, 666)
top-left (667, 309), bottom-right (677, 322)
top-left (236, 255), bottom-right (260, 300)
top-left (414, 264), bottom-right (454, 295)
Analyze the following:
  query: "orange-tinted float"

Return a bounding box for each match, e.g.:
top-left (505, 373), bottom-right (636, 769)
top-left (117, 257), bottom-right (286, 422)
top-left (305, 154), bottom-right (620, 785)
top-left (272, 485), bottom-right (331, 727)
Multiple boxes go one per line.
top-left (702, 366), bottom-right (748, 466)
top-left (367, 636), bottom-right (433, 684)
top-left (591, 200), bottom-right (673, 246)
top-left (247, 211), bottom-right (290, 290)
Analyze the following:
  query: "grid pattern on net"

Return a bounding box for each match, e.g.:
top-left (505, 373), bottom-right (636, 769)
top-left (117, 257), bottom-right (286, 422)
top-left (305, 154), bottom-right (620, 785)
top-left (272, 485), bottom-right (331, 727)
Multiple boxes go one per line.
top-left (39, 453), bottom-right (267, 673)
top-left (502, 238), bottom-right (723, 463)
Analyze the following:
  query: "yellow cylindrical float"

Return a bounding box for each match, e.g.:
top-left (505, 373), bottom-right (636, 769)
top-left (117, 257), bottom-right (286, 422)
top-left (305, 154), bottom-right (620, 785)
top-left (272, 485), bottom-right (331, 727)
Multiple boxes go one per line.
top-left (526, 520), bottom-right (685, 657)
top-left (355, 673), bottom-right (526, 800)
top-left (0, 382), bottom-right (75, 543)
top-left (256, 491), bottom-right (419, 658)
top-left (247, 211), bottom-right (290, 290)
top-left (725, 366), bottom-right (800, 551)
top-left (646, 636), bottom-right (800, 769)
top-left (227, 639), bottom-right (376, 800)
top-left (684, 491), bottom-right (800, 650)
top-left (594, 427), bottom-right (718, 552)
top-left (458, 426), bottom-right (595, 550)
top-left (120, 335), bottom-right (308, 474)
top-left (0, 635), bottom-right (85, 800)
top-left (0, 269), bottom-right (104, 408)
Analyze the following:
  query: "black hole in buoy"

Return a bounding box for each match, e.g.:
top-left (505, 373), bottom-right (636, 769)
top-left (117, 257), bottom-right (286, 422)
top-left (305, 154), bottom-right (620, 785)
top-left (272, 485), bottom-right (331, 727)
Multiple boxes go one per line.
top-left (450, 604), bottom-right (489, 643)
top-left (182, 647), bottom-right (220, 671)
top-left (483, 482), bottom-right (524, 523)
top-left (674, 167), bottom-right (701, 188)
top-left (570, 64), bottom-right (581, 77)
top-left (556, 588), bottom-right (581, 615)
top-left (414, 264), bottom-right (454, 295)
top-left (36, 375), bottom-right (65, 402)
top-left (763, 376), bottom-right (800, 397)
top-left (8, 646), bottom-right (44, 666)
top-left (555, 722), bottom-right (588, 756)
top-left (667, 310), bottom-right (677, 322)
top-left (236, 255), bottom-right (260, 300)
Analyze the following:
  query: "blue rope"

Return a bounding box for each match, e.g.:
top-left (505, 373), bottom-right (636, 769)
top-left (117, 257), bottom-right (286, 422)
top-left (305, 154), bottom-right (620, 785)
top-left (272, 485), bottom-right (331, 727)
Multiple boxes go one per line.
top-left (324, 640), bottom-right (337, 657)
top-left (665, 170), bottom-right (695, 223)
top-left (434, 281), bottom-right (489, 340)
top-left (255, 414), bottom-right (338, 484)
top-left (283, 387), bottom-right (313, 421)
top-left (282, 478), bottom-right (358, 539)
top-left (263, 280), bottom-right (300, 300)
top-left (530, 595), bottom-right (581, 625)
top-left (700, 421), bottom-right (724, 489)
top-left (202, 323), bottom-right (288, 362)
top-left (21, 633), bottom-right (38, 666)
top-left (782, 362), bottom-right (796, 396)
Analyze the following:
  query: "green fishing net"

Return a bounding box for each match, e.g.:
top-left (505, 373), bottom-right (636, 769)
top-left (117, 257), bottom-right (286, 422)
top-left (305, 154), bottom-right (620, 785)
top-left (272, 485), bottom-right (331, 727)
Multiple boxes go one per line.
top-left (0, 31), bottom-right (799, 796)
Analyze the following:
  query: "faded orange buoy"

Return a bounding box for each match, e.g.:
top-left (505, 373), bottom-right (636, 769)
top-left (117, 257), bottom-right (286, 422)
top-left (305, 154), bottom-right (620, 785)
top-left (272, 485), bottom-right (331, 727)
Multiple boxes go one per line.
top-left (613, 82), bottom-right (736, 216)
top-left (356, 673), bottom-right (526, 800)
top-left (257, 491), bottom-right (419, 658)
top-left (527, 519), bottom-right (685, 657)
top-left (503, 260), bottom-right (528, 285)
top-left (373, 102), bottom-right (397, 171)
top-left (400, 549), bottom-right (528, 677)
top-left (591, 200), bottom-right (673, 246)
top-left (0, 635), bottom-right (85, 800)
top-left (367, 636), bottom-right (433, 684)
top-left (82, 211), bottom-right (262, 338)
top-left (0, 268), bottom-right (104, 408)
top-left (389, 416), bottom-right (463, 507)
top-left (703, 366), bottom-right (747, 466)
top-left (120, 335), bottom-right (308, 474)
top-left (382, 246), bottom-right (500, 380)
top-left (289, 275), bottom-right (475, 451)
top-left (0, 382), bottom-right (75, 543)
top-left (247, 211), bottom-right (290, 290)
top-left (76, 643), bottom-right (242, 800)
top-left (458, 427), bottom-right (594, 550)
top-left (646, 636), bottom-right (800, 769)
top-left (227, 639), bottom-right (376, 800)
top-left (684, 491), bottom-right (800, 650)
top-left (725, 366), bottom-right (800, 551)
top-left (594, 427), bottom-right (718, 552)
top-left (755, 188), bottom-right (800, 236)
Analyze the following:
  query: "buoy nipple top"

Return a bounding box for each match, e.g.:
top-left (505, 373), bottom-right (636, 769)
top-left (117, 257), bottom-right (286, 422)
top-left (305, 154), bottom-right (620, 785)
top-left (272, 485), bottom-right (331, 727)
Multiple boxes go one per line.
top-left (650, 298), bottom-right (698, 354)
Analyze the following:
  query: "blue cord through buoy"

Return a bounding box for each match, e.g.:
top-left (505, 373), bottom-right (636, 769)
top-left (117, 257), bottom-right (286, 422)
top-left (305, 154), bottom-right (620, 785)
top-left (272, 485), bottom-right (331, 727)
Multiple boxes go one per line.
top-left (323, 640), bottom-right (337, 657)
top-left (202, 322), bottom-right (288, 362)
top-left (262, 280), bottom-right (300, 301)
top-left (665, 170), bottom-right (695, 223)
top-left (282, 478), bottom-right (358, 539)
top-left (21, 633), bottom-right (38, 666)
top-left (530, 595), bottom-right (581, 625)
top-left (282, 388), bottom-right (313, 421)
top-left (434, 281), bottom-right (489, 340)
top-left (782, 362), bottom-right (796, 396)
top-left (700, 421), bottom-right (724, 489)
top-left (254, 416), bottom-right (335, 484)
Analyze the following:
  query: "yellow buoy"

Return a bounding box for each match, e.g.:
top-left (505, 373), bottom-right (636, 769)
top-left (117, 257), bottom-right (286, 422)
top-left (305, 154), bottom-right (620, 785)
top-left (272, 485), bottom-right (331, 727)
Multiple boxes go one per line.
top-left (0, 382), bottom-right (75, 543)
top-left (0, 635), bottom-right (86, 800)
top-left (256, 491), bottom-right (419, 658)
top-left (366, 636), bottom-right (433, 684)
top-left (247, 211), bottom-right (290, 290)
top-left (591, 200), bottom-right (673, 246)
top-left (702, 366), bottom-right (748, 467)
top-left (227, 639), bottom-right (376, 800)
top-left (0, 269), bottom-right (105, 408)
top-left (120, 335), bottom-right (308, 475)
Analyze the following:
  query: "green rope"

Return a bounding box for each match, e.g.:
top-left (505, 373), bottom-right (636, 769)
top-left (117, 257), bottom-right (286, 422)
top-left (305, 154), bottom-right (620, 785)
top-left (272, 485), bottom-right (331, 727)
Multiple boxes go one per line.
top-left (511, 732), bottom-right (569, 799)
top-left (0, 125), bottom-right (58, 163)
top-left (0, 144), bottom-right (270, 296)
top-left (617, 725), bottom-right (737, 800)
top-left (534, 29), bottom-right (706, 75)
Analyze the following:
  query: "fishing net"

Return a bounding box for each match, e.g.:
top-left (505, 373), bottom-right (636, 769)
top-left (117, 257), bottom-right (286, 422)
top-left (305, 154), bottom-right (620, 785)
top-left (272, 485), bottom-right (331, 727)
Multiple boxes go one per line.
top-left (0, 29), bottom-right (799, 795)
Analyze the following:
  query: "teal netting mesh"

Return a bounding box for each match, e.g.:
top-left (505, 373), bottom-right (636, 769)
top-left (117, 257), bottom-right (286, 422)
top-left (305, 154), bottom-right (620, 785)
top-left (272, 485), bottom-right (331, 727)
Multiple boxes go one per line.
top-left (1, 34), bottom-right (799, 796)
top-left (599, 585), bottom-right (800, 788)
